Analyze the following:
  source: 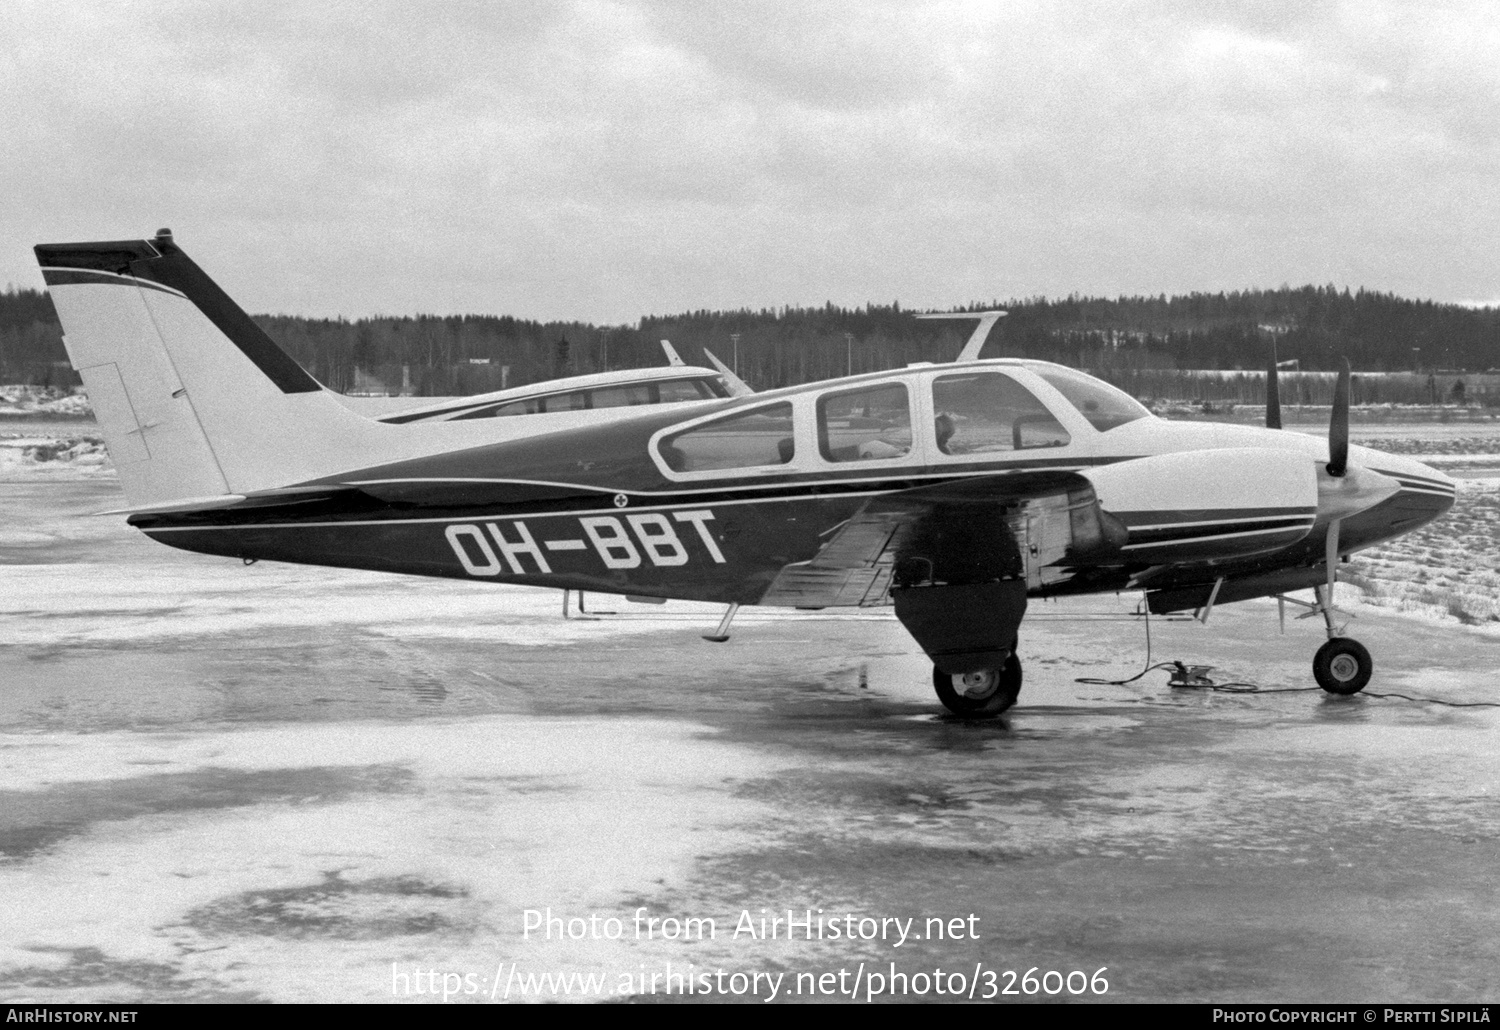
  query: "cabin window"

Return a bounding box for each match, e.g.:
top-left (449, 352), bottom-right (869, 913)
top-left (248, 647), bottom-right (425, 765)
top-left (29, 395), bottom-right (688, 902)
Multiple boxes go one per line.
top-left (1031, 366), bottom-right (1149, 431)
top-left (658, 378), bottom-right (724, 402)
top-left (453, 398), bottom-right (541, 419)
top-left (817, 383), bottom-right (912, 463)
top-left (931, 373), bottom-right (1071, 453)
top-left (659, 402), bottom-right (796, 472)
top-left (591, 384), bottom-right (655, 409)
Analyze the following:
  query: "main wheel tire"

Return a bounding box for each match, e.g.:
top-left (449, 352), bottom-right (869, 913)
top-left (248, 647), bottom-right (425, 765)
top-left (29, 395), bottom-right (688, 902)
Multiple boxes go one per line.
top-left (1313, 637), bottom-right (1372, 695)
top-left (933, 654), bottom-right (1022, 716)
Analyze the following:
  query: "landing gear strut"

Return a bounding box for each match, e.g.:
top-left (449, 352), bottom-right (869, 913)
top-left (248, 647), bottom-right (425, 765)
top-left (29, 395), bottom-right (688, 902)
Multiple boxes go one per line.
top-left (1310, 582), bottom-right (1371, 695)
top-left (932, 652), bottom-right (1022, 717)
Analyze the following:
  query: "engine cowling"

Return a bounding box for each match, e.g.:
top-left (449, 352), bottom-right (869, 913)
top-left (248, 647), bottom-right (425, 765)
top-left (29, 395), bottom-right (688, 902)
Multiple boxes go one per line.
top-left (1083, 448), bottom-right (1319, 564)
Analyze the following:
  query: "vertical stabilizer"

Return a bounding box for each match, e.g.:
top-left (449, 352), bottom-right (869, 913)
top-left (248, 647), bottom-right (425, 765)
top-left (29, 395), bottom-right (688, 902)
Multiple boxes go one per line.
top-left (916, 310), bottom-right (1007, 362)
top-left (37, 237), bottom-right (231, 507)
top-left (35, 231), bottom-right (405, 507)
top-left (701, 348), bottom-right (755, 397)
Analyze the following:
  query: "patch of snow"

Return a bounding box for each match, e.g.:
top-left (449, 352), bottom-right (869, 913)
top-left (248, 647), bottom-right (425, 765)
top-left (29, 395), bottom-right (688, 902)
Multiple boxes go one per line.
top-left (0, 385), bottom-right (92, 418)
top-left (0, 716), bottom-right (786, 1001)
top-left (0, 432), bottom-right (112, 480)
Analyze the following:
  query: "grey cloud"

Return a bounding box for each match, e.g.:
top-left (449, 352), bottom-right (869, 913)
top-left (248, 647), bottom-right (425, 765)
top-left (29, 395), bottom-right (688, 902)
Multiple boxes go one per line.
top-left (3, 0), bottom-right (1497, 321)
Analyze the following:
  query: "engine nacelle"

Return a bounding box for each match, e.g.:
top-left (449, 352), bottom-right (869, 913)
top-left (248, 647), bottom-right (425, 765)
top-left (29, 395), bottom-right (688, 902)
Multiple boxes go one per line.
top-left (1083, 448), bottom-right (1319, 564)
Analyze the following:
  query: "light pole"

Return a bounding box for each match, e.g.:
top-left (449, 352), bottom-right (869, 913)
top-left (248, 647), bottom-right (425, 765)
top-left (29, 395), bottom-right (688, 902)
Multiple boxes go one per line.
top-left (844, 332), bottom-right (853, 377)
top-left (730, 333), bottom-right (740, 376)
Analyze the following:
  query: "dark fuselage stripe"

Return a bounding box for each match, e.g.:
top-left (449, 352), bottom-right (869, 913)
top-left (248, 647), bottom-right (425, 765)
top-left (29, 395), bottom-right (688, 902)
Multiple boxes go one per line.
top-left (337, 455), bottom-right (1129, 498)
top-left (138, 490), bottom-right (1317, 546)
top-left (1116, 506), bottom-right (1315, 528)
top-left (154, 466), bottom-right (1105, 527)
top-left (1124, 517), bottom-right (1314, 546)
top-left (140, 489), bottom-right (901, 532)
top-left (1122, 529), bottom-right (1312, 551)
top-left (1371, 468), bottom-right (1456, 493)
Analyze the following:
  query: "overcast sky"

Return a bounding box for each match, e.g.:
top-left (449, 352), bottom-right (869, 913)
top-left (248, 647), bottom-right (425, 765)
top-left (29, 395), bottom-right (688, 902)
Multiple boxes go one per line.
top-left (4, 0), bottom-right (1497, 323)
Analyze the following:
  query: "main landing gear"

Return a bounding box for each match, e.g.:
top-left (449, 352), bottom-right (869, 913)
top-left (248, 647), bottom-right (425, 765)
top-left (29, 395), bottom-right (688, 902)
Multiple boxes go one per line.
top-left (932, 652), bottom-right (1022, 717)
top-left (893, 581), bottom-right (1029, 718)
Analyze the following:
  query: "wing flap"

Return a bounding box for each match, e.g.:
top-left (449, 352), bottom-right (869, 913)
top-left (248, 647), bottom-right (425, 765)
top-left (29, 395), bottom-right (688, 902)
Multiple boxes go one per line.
top-left (759, 564), bottom-right (894, 608)
top-left (759, 470), bottom-right (1110, 608)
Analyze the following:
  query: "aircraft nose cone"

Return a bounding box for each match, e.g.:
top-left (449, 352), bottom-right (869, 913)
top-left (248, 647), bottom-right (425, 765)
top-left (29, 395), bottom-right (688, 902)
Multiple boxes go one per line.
top-left (1415, 456), bottom-right (1458, 491)
top-left (1379, 450), bottom-right (1458, 504)
top-left (1335, 451), bottom-right (1457, 541)
top-left (1406, 456), bottom-right (1459, 518)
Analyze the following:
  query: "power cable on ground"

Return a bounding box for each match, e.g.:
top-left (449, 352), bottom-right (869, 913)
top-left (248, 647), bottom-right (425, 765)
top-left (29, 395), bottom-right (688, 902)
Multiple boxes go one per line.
top-left (1073, 593), bottom-right (1500, 707)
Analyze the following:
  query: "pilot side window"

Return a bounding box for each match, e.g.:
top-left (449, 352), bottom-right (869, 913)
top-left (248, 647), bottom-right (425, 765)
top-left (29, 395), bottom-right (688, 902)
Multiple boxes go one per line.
top-left (1030, 366), bottom-right (1149, 431)
top-left (817, 383), bottom-right (912, 463)
top-left (659, 403), bottom-right (795, 472)
top-left (931, 373), bottom-right (1071, 454)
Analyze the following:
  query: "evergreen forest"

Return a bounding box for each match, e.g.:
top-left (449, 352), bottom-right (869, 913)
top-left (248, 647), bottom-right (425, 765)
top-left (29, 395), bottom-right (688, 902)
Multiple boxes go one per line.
top-left (4, 284), bottom-right (1496, 398)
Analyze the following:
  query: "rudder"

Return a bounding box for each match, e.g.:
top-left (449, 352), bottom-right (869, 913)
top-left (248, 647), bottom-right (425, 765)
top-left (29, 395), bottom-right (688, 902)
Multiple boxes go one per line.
top-left (36, 230), bottom-right (397, 507)
top-left (38, 237), bottom-right (229, 508)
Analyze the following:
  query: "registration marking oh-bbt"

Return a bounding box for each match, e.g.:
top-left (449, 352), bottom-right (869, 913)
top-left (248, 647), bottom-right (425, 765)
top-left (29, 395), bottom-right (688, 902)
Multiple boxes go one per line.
top-left (444, 509), bottom-right (725, 577)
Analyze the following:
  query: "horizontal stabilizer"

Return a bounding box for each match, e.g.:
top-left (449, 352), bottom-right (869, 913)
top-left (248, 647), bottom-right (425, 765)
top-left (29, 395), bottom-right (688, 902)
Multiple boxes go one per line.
top-left (94, 493), bottom-right (249, 517)
top-left (701, 348), bottom-right (755, 397)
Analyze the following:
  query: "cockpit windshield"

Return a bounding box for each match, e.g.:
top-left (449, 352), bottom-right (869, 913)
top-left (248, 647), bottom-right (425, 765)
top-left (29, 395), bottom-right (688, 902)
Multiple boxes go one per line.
top-left (1029, 365), bottom-right (1151, 432)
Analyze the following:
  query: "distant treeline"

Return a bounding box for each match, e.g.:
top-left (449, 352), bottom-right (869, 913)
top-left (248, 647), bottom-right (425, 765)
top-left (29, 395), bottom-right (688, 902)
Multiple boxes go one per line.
top-left (4, 284), bottom-right (1497, 395)
top-left (1113, 369), bottom-right (1491, 406)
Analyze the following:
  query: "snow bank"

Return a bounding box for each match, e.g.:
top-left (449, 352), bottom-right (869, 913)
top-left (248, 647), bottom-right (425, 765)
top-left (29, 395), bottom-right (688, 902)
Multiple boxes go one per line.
top-left (0, 432), bottom-right (111, 479)
top-left (0, 385), bottom-right (92, 418)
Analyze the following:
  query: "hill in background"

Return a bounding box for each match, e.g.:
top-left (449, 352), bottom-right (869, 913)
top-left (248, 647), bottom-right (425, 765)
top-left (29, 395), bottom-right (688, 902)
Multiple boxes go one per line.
top-left (4, 284), bottom-right (1496, 403)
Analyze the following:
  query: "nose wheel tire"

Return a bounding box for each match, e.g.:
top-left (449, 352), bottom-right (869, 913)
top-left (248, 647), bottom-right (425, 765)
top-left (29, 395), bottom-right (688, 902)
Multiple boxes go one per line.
top-left (933, 654), bottom-right (1022, 716)
top-left (1313, 637), bottom-right (1372, 695)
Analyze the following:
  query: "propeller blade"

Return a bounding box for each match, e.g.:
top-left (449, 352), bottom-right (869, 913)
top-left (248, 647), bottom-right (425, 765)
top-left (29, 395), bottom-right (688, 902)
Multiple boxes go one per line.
top-left (1266, 335), bottom-right (1282, 430)
top-left (1327, 358), bottom-right (1350, 477)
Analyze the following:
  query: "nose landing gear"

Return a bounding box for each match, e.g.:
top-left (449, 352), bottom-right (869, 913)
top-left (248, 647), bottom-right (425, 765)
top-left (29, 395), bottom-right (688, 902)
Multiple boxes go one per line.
top-left (1307, 582), bottom-right (1371, 695)
top-left (1279, 567), bottom-right (1375, 696)
top-left (1313, 637), bottom-right (1372, 695)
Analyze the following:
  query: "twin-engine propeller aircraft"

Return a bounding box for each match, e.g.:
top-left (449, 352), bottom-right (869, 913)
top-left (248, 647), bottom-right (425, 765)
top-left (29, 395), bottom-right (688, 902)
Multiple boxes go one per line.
top-left (360, 340), bottom-right (749, 425)
top-left (37, 231), bottom-right (1456, 715)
